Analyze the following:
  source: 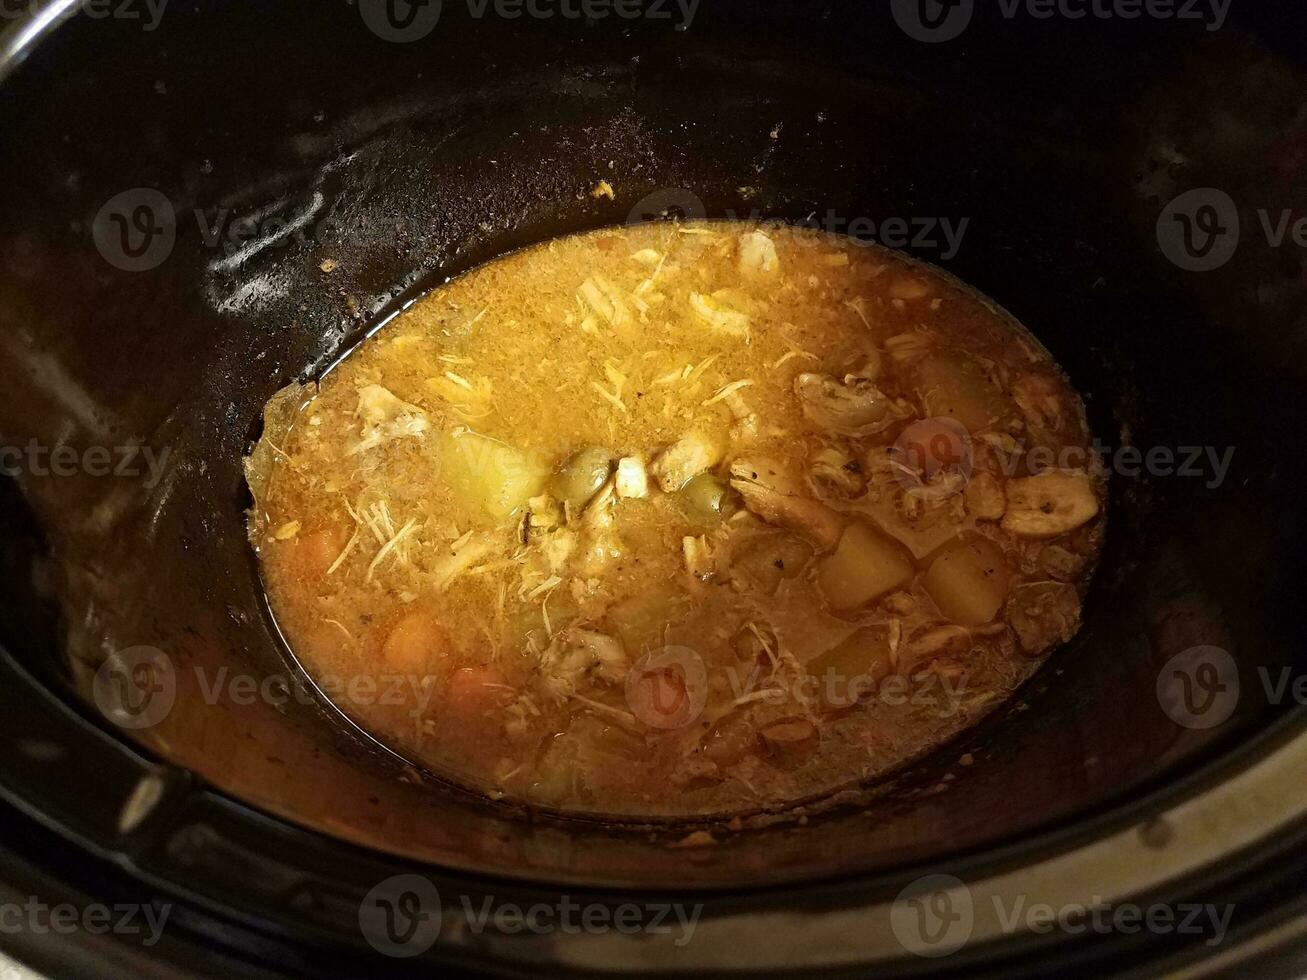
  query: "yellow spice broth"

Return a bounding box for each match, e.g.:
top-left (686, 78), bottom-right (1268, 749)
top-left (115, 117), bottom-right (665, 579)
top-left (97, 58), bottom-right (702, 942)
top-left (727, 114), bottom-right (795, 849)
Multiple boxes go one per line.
top-left (249, 221), bottom-right (1105, 818)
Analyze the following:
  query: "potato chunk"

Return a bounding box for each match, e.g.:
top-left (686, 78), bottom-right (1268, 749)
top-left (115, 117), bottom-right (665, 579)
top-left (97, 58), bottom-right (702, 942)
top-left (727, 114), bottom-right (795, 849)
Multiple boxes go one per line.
top-left (730, 532), bottom-right (814, 596)
top-left (922, 537), bottom-right (1012, 626)
top-left (817, 521), bottom-right (915, 611)
top-left (805, 627), bottom-right (894, 708)
top-left (440, 428), bottom-right (547, 522)
top-left (608, 587), bottom-right (691, 653)
top-left (916, 355), bottom-right (1008, 433)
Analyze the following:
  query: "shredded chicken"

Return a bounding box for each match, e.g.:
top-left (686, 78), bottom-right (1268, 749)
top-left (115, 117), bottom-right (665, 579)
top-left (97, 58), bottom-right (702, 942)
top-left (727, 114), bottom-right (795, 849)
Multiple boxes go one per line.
top-left (689, 291), bottom-right (751, 339)
top-left (348, 384), bottom-right (429, 455)
top-left (430, 530), bottom-right (498, 590)
top-left (578, 273), bottom-right (634, 330)
top-left (539, 529), bottom-right (577, 575)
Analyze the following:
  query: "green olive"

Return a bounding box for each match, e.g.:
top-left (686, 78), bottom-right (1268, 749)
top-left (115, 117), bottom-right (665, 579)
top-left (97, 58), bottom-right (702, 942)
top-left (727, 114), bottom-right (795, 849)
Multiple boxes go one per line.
top-left (552, 446), bottom-right (612, 510)
top-left (678, 473), bottom-right (732, 527)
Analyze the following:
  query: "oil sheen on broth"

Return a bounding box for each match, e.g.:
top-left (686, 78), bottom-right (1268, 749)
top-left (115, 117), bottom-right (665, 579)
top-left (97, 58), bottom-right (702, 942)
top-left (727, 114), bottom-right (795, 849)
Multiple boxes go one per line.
top-left (246, 222), bottom-right (1106, 818)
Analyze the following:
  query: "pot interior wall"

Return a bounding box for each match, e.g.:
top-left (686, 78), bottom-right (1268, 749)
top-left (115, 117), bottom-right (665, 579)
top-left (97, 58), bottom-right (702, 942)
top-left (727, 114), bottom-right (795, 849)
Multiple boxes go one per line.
top-left (0, 0), bottom-right (1305, 888)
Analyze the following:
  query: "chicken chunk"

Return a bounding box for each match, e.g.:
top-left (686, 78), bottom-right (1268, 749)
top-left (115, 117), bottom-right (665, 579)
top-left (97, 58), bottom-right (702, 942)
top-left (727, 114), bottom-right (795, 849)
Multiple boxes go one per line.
top-left (537, 628), bottom-right (628, 700)
top-left (527, 494), bottom-right (563, 531)
top-left (729, 458), bottom-right (844, 550)
top-left (431, 531), bottom-right (498, 591)
top-left (794, 372), bottom-right (910, 438)
top-left (615, 456), bottom-right (649, 499)
top-left (682, 535), bottom-right (715, 581)
top-left (651, 432), bottom-right (722, 493)
top-left (1012, 374), bottom-right (1066, 431)
top-left (737, 230), bottom-right (779, 276)
top-left (723, 390), bottom-right (761, 446)
top-left (575, 481), bottom-right (624, 577)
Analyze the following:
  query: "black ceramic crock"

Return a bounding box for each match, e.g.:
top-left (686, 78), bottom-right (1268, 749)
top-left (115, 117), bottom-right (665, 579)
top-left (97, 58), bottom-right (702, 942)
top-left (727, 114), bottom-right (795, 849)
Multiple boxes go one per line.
top-left (2, 0), bottom-right (1307, 975)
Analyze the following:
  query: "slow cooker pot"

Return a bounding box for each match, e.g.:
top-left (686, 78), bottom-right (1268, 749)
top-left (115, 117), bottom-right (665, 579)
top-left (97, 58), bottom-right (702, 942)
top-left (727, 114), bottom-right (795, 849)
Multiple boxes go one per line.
top-left (2, 0), bottom-right (1307, 974)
